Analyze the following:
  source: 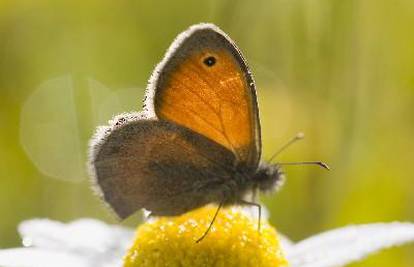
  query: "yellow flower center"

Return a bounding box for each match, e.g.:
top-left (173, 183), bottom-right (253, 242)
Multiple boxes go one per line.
top-left (123, 205), bottom-right (289, 267)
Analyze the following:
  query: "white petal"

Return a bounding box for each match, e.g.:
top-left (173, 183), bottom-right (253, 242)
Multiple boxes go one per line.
top-left (278, 233), bottom-right (294, 252)
top-left (8, 218), bottom-right (135, 267)
top-left (0, 248), bottom-right (89, 267)
top-left (19, 218), bottom-right (133, 254)
top-left (286, 222), bottom-right (414, 267)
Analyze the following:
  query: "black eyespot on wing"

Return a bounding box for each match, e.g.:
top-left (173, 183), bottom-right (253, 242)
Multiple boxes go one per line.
top-left (203, 56), bottom-right (216, 67)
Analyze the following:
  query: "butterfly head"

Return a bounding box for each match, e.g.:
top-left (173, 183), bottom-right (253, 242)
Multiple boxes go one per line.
top-left (253, 162), bottom-right (285, 193)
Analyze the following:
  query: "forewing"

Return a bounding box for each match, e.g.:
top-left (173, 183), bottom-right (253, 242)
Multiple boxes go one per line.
top-left (89, 118), bottom-right (236, 219)
top-left (146, 23), bottom-right (261, 167)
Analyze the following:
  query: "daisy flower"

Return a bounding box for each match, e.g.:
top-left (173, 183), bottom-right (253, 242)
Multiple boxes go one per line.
top-left (1, 205), bottom-right (414, 267)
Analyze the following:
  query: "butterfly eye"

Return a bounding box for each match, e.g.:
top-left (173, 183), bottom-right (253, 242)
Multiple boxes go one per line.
top-left (203, 56), bottom-right (216, 67)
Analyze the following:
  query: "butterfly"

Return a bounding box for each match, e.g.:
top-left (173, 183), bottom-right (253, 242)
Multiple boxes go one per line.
top-left (89, 23), bottom-right (328, 242)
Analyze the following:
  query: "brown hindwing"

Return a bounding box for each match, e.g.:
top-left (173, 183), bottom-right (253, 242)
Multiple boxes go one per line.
top-left (90, 119), bottom-right (237, 219)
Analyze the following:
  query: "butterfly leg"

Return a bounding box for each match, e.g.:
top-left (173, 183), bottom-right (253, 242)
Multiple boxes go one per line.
top-left (251, 187), bottom-right (258, 203)
top-left (240, 199), bottom-right (262, 232)
top-left (196, 201), bottom-right (223, 243)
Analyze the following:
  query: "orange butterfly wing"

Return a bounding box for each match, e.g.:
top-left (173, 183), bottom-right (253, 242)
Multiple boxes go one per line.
top-left (145, 24), bottom-right (261, 167)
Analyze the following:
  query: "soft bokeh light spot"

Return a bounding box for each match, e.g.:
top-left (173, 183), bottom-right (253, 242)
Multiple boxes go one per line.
top-left (20, 75), bottom-right (84, 182)
top-left (19, 75), bottom-right (143, 182)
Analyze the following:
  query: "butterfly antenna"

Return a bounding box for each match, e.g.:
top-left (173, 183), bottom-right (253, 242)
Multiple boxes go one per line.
top-left (277, 161), bottom-right (330, 170)
top-left (268, 132), bottom-right (305, 162)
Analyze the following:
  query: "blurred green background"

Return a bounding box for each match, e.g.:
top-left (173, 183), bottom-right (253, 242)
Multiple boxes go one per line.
top-left (1, 1), bottom-right (414, 266)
